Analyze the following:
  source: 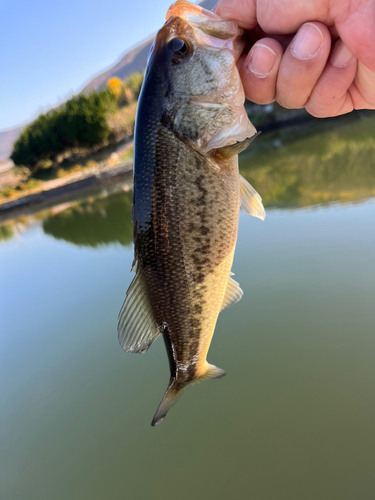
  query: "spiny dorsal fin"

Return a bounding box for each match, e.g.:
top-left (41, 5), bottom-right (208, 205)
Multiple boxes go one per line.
top-left (214, 132), bottom-right (261, 161)
top-left (240, 175), bottom-right (266, 221)
top-left (220, 274), bottom-right (243, 311)
top-left (118, 266), bottom-right (160, 353)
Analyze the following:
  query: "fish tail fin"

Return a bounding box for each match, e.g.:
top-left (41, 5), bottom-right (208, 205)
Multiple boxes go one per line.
top-left (151, 363), bottom-right (226, 427)
top-left (151, 378), bottom-right (181, 427)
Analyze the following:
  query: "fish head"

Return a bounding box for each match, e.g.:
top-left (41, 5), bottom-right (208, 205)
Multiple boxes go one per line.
top-left (144, 0), bottom-right (256, 154)
top-left (161, 1), bottom-right (244, 95)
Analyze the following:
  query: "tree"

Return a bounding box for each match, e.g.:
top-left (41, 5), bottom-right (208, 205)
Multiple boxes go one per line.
top-left (107, 77), bottom-right (123, 100)
top-left (11, 90), bottom-right (116, 169)
top-left (125, 72), bottom-right (144, 100)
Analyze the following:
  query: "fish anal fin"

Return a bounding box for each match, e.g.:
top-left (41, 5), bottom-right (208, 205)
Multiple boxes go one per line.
top-left (214, 132), bottom-right (261, 161)
top-left (220, 274), bottom-right (243, 311)
top-left (118, 265), bottom-right (160, 354)
top-left (151, 363), bottom-right (226, 426)
top-left (240, 175), bottom-right (266, 221)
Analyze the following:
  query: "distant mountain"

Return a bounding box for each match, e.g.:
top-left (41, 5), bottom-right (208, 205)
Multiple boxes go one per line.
top-left (0, 126), bottom-right (23, 161)
top-left (0, 0), bottom-right (217, 160)
top-left (81, 0), bottom-right (217, 92)
top-left (82, 38), bottom-right (153, 94)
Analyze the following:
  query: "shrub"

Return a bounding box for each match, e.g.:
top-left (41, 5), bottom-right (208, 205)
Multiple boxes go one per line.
top-left (11, 90), bottom-right (116, 170)
top-left (125, 72), bottom-right (144, 100)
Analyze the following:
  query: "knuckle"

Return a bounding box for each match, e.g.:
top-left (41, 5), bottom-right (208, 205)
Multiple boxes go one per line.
top-left (276, 93), bottom-right (303, 110)
top-left (305, 103), bottom-right (331, 118)
top-left (305, 91), bottom-right (343, 117)
top-left (250, 93), bottom-right (276, 106)
top-left (276, 81), bottom-right (307, 109)
top-left (244, 81), bottom-right (276, 106)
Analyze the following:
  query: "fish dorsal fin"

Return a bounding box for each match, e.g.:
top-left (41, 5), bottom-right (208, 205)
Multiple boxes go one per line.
top-left (220, 274), bottom-right (243, 311)
top-left (214, 132), bottom-right (260, 161)
top-left (118, 266), bottom-right (160, 353)
top-left (240, 175), bottom-right (266, 221)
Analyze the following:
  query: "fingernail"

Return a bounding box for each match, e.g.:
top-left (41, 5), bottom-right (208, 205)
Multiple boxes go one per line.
top-left (249, 44), bottom-right (277, 77)
top-left (291, 23), bottom-right (324, 60)
top-left (330, 42), bottom-right (354, 67)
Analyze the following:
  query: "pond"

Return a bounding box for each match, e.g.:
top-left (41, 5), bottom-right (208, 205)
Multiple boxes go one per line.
top-left (1, 114), bottom-right (375, 500)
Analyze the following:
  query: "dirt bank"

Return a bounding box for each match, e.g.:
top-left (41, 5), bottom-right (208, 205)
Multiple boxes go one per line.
top-left (0, 160), bottom-right (133, 221)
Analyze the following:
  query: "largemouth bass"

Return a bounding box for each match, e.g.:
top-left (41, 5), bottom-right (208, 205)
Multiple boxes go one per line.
top-left (118, 0), bottom-right (265, 426)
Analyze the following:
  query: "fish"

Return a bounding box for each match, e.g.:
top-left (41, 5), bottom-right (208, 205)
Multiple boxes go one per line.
top-left (118, 0), bottom-right (265, 426)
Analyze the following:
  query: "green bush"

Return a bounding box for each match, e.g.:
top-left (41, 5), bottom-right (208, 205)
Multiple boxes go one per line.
top-left (124, 72), bottom-right (144, 100)
top-left (11, 90), bottom-right (116, 169)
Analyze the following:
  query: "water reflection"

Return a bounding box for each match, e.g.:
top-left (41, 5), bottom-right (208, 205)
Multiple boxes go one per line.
top-left (241, 115), bottom-right (375, 208)
top-left (0, 223), bottom-right (14, 242)
top-left (42, 187), bottom-right (133, 247)
top-left (1, 115), bottom-right (375, 247)
top-left (1, 115), bottom-right (375, 500)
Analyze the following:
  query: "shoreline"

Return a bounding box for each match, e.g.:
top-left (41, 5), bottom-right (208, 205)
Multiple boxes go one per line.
top-left (0, 109), bottom-right (371, 222)
top-left (0, 160), bottom-right (133, 221)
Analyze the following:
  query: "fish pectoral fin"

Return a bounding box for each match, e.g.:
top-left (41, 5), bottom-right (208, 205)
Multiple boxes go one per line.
top-left (213, 132), bottom-right (260, 161)
top-left (118, 267), bottom-right (160, 354)
top-left (220, 274), bottom-right (243, 311)
top-left (240, 175), bottom-right (266, 221)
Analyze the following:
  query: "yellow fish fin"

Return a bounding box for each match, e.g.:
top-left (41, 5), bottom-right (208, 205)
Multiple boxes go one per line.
top-left (118, 267), bottom-right (160, 354)
top-left (239, 175), bottom-right (266, 221)
top-left (151, 364), bottom-right (226, 426)
top-left (220, 273), bottom-right (243, 311)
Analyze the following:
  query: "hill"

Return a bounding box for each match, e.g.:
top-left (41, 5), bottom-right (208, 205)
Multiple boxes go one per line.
top-left (81, 0), bottom-right (217, 93)
top-left (0, 0), bottom-right (218, 160)
top-left (0, 126), bottom-right (23, 161)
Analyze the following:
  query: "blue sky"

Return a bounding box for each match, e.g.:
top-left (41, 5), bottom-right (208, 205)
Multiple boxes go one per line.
top-left (0, 0), bottom-right (180, 131)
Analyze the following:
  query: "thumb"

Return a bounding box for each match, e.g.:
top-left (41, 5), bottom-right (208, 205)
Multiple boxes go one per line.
top-left (213, 0), bottom-right (258, 30)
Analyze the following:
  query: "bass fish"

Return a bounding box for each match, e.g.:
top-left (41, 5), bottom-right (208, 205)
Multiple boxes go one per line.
top-left (118, 0), bottom-right (265, 426)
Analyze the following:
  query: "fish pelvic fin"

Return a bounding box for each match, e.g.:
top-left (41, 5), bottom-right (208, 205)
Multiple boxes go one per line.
top-left (151, 363), bottom-right (226, 427)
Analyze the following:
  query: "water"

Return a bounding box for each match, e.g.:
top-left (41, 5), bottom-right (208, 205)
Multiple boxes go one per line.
top-left (1, 115), bottom-right (375, 500)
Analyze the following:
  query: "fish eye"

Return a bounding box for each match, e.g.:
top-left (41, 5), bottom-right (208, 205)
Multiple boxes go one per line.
top-left (169, 37), bottom-right (190, 65)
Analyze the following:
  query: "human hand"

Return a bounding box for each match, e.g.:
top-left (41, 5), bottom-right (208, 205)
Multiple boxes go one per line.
top-left (213, 0), bottom-right (375, 117)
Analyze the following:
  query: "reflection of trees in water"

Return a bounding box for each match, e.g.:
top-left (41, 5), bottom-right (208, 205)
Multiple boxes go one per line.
top-left (0, 224), bottom-right (14, 242)
top-left (3, 115), bottom-right (375, 247)
top-left (240, 115), bottom-right (375, 208)
top-left (42, 190), bottom-right (133, 247)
